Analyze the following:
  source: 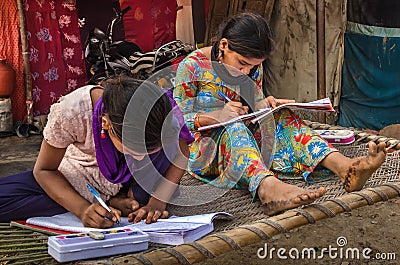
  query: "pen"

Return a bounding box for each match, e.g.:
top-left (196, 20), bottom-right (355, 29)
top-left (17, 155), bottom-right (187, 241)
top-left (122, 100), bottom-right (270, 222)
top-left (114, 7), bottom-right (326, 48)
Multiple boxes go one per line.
top-left (217, 90), bottom-right (232, 102)
top-left (87, 184), bottom-right (120, 224)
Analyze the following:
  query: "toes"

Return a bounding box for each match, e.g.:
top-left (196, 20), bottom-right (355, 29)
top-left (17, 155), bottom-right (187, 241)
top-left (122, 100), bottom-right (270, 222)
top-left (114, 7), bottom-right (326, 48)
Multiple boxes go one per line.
top-left (318, 187), bottom-right (327, 196)
top-left (368, 141), bottom-right (387, 155)
top-left (297, 192), bottom-right (316, 201)
top-left (377, 142), bottom-right (387, 153)
top-left (368, 141), bottom-right (377, 155)
top-left (297, 194), bottom-right (309, 201)
top-left (298, 187), bottom-right (326, 201)
top-left (263, 187), bottom-right (327, 216)
top-left (307, 192), bottom-right (318, 200)
top-left (367, 141), bottom-right (387, 161)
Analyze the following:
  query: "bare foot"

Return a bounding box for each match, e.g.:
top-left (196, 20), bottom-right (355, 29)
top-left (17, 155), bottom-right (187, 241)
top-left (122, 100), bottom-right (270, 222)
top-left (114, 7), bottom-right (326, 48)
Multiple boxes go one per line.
top-left (258, 177), bottom-right (326, 216)
top-left (339, 141), bottom-right (387, 192)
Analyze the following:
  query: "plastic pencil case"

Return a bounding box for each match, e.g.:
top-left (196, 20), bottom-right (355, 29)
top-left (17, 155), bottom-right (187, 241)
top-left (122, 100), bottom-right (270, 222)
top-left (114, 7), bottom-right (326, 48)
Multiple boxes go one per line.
top-left (48, 228), bottom-right (148, 262)
top-left (315, 129), bottom-right (355, 145)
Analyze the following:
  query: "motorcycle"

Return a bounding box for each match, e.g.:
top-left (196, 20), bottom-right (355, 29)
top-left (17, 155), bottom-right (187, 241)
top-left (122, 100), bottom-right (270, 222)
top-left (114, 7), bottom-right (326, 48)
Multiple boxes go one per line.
top-left (84, 5), bottom-right (141, 84)
top-left (128, 40), bottom-right (194, 89)
top-left (84, 5), bottom-right (194, 87)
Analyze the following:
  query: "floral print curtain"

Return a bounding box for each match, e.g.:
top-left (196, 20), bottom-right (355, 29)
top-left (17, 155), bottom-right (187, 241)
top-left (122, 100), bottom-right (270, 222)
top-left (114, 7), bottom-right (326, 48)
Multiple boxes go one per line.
top-left (24, 0), bottom-right (87, 116)
top-left (0, 0), bottom-right (26, 122)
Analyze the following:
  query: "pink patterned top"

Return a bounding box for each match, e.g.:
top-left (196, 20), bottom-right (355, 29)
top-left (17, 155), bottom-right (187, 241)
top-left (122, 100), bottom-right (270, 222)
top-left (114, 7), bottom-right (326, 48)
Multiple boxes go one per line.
top-left (43, 85), bottom-right (121, 202)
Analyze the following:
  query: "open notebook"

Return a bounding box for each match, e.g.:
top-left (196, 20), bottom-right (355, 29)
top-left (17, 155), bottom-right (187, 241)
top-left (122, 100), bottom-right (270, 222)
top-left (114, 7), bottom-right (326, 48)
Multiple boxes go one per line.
top-left (131, 212), bottom-right (233, 245)
top-left (25, 211), bottom-right (233, 245)
top-left (26, 212), bottom-right (131, 233)
top-left (197, 98), bottom-right (335, 131)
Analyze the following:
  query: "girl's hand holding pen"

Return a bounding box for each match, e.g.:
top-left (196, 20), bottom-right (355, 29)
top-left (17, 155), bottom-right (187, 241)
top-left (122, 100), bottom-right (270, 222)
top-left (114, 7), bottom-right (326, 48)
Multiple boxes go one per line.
top-left (86, 183), bottom-right (121, 227)
top-left (218, 101), bottom-right (248, 121)
top-left (195, 91), bottom-right (249, 127)
top-left (217, 90), bottom-right (248, 119)
top-left (199, 101), bottom-right (249, 125)
top-left (80, 203), bottom-right (122, 228)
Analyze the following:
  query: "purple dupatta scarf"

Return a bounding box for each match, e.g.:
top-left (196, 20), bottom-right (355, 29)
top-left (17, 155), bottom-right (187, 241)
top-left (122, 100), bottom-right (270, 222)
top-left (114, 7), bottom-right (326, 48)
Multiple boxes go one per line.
top-left (92, 97), bottom-right (133, 184)
top-left (92, 91), bottom-right (194, 186)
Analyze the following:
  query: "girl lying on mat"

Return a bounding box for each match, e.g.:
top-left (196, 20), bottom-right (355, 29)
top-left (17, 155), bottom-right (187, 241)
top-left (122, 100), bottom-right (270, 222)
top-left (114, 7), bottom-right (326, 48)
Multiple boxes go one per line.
top-left (173, 12), bottom-right (387, 215)
top-left (0, 77), bottom-right (194, 227)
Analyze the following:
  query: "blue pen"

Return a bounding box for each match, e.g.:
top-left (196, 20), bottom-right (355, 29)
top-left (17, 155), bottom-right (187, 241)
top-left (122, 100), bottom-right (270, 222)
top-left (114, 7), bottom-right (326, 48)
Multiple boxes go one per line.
top-left (87, 184), bottom-right (120, 224)
top-left (218, 90), bottom-right (232, 102)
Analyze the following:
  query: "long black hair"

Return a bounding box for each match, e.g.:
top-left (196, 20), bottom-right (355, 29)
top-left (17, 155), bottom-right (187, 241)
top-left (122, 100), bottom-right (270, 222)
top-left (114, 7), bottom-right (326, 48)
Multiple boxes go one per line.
top-left (101, 76), bottom-right (176, 153)
top-left (218, 13), bottom-right (274, 59)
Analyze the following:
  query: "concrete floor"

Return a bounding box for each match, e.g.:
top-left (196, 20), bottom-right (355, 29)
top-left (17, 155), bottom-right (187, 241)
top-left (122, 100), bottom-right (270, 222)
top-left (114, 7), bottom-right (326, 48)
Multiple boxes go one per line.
top-left (0, 135), bottom-right (42, 178)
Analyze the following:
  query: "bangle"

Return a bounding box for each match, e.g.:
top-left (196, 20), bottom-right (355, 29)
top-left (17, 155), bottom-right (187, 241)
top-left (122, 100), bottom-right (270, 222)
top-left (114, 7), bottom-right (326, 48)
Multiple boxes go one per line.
top-left (194, 113), bottom-right (201, 130)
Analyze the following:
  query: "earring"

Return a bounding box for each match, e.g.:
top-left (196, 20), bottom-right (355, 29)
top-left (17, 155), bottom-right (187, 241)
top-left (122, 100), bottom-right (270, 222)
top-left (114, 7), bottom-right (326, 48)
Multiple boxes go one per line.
top-left (101, 129), bottom-right (106, 139)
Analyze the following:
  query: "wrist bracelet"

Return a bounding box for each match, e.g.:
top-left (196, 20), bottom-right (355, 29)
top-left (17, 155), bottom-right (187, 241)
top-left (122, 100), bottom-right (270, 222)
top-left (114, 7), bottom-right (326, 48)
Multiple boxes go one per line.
top-left (194, 113), bottom-right (201, 129)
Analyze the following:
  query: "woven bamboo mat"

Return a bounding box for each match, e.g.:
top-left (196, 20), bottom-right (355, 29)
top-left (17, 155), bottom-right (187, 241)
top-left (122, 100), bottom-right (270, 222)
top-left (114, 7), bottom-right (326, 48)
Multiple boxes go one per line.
top-left (1, 137), bottom-right (400, 264)
top-left (167, 143), bottom-right (400, 232)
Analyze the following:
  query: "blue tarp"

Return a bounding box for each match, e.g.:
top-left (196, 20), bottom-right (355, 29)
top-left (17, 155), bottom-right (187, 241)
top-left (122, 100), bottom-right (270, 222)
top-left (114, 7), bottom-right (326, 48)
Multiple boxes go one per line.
top-left (338, 25), bottom-right (400, 130)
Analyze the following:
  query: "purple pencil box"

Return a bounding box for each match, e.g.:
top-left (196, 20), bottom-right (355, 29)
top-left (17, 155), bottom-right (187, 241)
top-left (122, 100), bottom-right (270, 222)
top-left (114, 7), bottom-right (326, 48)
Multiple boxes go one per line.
top-left (48, 228), bottom-right (148, 262)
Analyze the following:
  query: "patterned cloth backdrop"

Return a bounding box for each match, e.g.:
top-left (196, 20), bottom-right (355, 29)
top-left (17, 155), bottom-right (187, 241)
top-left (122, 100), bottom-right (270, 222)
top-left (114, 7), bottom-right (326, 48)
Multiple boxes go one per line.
top-left (120, 0), bottom-right (177, 52)
top-left (24, 0), bottom-right (87, 116)
top-left (0, 0), bottom-right (26, 122)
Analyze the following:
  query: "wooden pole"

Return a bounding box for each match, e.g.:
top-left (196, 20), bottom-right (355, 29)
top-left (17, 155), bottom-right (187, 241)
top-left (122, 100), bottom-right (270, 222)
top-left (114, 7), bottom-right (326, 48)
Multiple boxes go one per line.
top-left (113, 183), bottom-right (400, 265)
top-left (16, 0), bottom-right (33, 125)
top-left (316, 0), bottom-right (326, 124)
top-left (204, 0), bottom-right (215, 45)
top-left (264, 0), bottom-right (276, 22)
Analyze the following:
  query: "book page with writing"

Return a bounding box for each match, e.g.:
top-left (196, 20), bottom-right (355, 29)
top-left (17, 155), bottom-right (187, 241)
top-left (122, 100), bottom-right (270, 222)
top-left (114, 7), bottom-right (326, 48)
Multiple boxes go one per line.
top-left (197, 98), bottom-right (334, 131)
top-left (26, 212), bottom-right (233, 236)
top-left (197, 108), bottom-right (271, 131)
top-left (26, 212), bottom-right (131, 233)
top-left (251, 98), bottom-right (334, 123)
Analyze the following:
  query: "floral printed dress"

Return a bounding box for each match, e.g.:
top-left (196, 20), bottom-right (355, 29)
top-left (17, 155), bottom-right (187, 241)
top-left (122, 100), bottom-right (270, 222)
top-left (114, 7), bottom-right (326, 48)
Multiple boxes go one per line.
top-left (173, 49), bottom-right (337, 199)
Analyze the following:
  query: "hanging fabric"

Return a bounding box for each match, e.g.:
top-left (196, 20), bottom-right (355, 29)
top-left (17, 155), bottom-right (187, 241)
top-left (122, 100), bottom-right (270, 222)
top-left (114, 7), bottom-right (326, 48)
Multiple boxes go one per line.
top-left (120, 0), bottom-right (177, 52)
top-left (24, 0), bottom-right (87, 116)
top-left (0, 0), bottom-right (26, 122)
top-left (338, 0), bottom-right (400, 130)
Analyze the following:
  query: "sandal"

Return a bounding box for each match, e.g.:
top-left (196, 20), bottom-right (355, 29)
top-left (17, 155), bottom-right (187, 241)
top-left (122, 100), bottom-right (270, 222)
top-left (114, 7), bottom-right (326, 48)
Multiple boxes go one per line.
top-left (15, 123), bottom-right (29, 138)
top-left (28, 124), bottom-right (41, 135)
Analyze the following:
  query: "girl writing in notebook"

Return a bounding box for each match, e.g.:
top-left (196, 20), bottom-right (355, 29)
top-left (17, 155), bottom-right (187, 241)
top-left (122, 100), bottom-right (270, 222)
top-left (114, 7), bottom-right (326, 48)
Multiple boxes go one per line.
top-left (0, 77), bottom-right (193, 227)
top-left (173, 13), bottom-right (387, 215)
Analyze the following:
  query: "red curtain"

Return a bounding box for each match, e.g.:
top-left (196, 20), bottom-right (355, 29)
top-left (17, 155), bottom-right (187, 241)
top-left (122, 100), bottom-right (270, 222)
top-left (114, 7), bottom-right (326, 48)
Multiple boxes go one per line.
top-left (204, 0), bottom-right (210, 19)
top-left (0, 0), bottom-right (26, 122)
top-left (120, 0), bottom-right (177, 52)
top-left (24, 0), bottom-right (87, 116)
